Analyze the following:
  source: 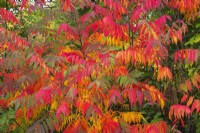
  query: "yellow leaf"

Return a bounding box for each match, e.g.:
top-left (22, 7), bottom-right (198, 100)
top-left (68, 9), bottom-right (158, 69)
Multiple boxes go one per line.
top-left (14, 91), bottom-right (21, 98)
top-left (138, 113), bottom-right (146, 122)
top-left (173, 36), bottom-right (178, 44)
top-left (50, 76), bottom-right (54, 81)
top-left (151, 28), bottom-right (158, 40)
top-left (63, 46), bottom-right (72, 53)
top-left (121, 112), bottom-right (145, 124)
top-left (160, 99), bottom-right (165, 110)
top-left (50, 101), bottom-right (57, 111)
top-left (64, 80), bottom-right (69, 86)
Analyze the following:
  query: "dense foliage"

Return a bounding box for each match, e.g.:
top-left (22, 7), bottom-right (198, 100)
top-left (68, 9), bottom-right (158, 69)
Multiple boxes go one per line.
top-left (0, 0), bottom-right (200, 132)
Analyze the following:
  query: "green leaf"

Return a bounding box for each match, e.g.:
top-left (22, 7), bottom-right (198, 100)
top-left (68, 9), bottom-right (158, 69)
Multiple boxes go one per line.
top-left (0, 113), bottom-right (7, 126)
top-left (7, 110), bottom-right (15, 119)
top-left (186, 33), bottom-right (200, 45)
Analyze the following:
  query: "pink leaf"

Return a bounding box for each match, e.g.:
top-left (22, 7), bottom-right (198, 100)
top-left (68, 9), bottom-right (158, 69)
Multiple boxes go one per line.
top-left (56, 102), bottom-right (70, 119)
top-left (136, 90), bottom-right (144, 106)
top-left (108, 87), bottom-right (123, 106)
top-left (93, 105), bottom-right (103, 116)
top-left (35, 87), bottom-right (52, 104)
top-left (131, 7), bottom-right (145, 22)
top-left (57, 23), bottom-right (78, 38)
top-left (78, 11), bottom-right (95, 24)
top-left (128, 89), bottom-right (137, 106)
top-left (169, 104), bottom-right (191, 120)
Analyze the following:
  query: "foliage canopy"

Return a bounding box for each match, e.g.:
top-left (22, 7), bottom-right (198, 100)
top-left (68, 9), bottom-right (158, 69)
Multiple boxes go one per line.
top-left (0, 0), bottom-right (200, 132)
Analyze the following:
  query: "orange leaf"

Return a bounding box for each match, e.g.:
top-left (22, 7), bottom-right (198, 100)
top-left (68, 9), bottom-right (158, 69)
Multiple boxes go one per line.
top-left (113, 66), bottom-right (128, 77)
top-left (194, 73), bottom-right (200, 83)
top-left (185, 80), bottom-right (192, 92)
top-left (191, 76), bottom-right (199, 89)
top-left (180, 94), bottom-right (188, 103)
top-left (191, 99), bottom-right (200, 113)
top-left (186, 97), bottom-right (194, 107)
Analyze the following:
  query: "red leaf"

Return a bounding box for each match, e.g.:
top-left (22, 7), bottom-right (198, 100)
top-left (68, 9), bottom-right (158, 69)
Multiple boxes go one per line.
top-left (8, 0), bottom-right (16, 6)
top-left (35, 87), bottom-right (53, 104)
top-left (169, 104), bottom-right (191, 120)
top-left (174, 49), bottom-right (198, 64)
top-left (147, 125), bottom-right (160, 133)
top-left (21, 0), bottom-right (29, 9)
top-left (180, 118), bottom-right (184, 127)
top-left (56, 102), bottom-right (70, 119)
top-left (128, 89), bottom-right (137, 106)
top-left (0, 8), bottom-right (19, 23)
top-left (81, 102), bottom-right (90, 116)
top-left (180, 94), bottom-right (188, 103)
top-left (102, 117), bottom-right (120, 133)
top-left (130, 126), bottom-right (138, 133)
top-left (155, 15), bottom-right (172, 26)
top-left (60, 0), bottom-right (74, 11)
top-left (78, 11), bottom-right (95, 24)
top-left (26, 108), bottom-right (32, 119)
top-left (57, 23), bottom-right (79, 39)
top-left (172, 118), bottom-right (178, 125)
top-left (131, 7), bottom-right (145, 22)
top-left (144, 0), bottom-right (162, 10)
top-left (136, 90), bottom-right (144, 106)
top-left (108, 87), bottom-right (123, 106)
top-left (0, 99), bottom-right (8, 108)
top-left (113, 66), bottom-right (128, 77)
top-left (93, 105), bottom-right (102, 116)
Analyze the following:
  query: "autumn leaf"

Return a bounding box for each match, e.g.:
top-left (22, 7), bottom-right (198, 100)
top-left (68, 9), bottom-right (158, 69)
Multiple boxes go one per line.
top-left (35, 87), bottom-right (53, 104)
top-left (169, 104), bottom-right (191, 120)
top-left (121, 112), bottom-right (146, 124)
top-left (186, 96), bottom-right (194, 107)
top-left (56, 102), bottom-right (70, 119)
top-left (181, 94), bottom-right (188, 103)
top-left (128, 88), bottom-right (137, 106)
top-left (157, 66), bottom-right (172, 81)
top-left (102, 115), bottom-right (120, 133)
top-left (191, 99), bottom-right (200, 113)
top-left (0, 8), bottom-right (19, 24)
